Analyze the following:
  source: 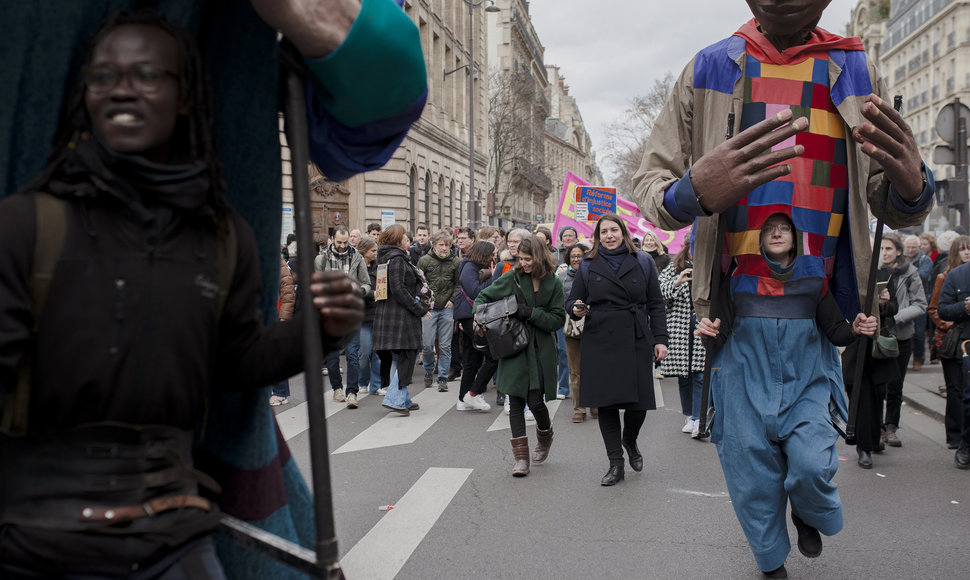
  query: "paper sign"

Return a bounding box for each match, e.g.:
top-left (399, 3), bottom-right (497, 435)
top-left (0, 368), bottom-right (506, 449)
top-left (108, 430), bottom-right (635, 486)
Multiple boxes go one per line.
top-left (375, 264), bottom-right (388, 301)
top-left (381, 210), bottom-right (395, 229)
top-left (551, 171), bottom-right (690, 254)
top-left (574, 202), bottom-right (589, 221)
top-left (576, 186), bottom-right (617, 221)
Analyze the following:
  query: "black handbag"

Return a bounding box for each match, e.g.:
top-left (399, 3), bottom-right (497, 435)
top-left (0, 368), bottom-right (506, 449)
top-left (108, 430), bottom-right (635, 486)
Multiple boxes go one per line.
top-left (941, 323), bottom-right (964, 359)
top-left (474, 276), bottom-right (530, 359)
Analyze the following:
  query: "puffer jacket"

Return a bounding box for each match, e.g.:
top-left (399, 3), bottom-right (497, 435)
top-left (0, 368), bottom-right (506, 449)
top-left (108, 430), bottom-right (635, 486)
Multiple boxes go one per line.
top-left (633, 32), bottom-right (934, 319)
top-left (417, 248), bottom-right (459, 309)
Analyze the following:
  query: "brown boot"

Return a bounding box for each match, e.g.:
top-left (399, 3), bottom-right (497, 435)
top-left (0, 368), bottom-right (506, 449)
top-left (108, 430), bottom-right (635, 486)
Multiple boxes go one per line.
top-left (532, 427), bottom-right (554, 464)
top-left (510, 437), bottom-right (530, 477)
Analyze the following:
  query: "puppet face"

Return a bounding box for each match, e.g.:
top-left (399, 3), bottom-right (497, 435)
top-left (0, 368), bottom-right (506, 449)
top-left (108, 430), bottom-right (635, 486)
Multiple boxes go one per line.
top-left (85, 24), bottom-right (186, 164)
top-left (745, 0), bottom-right (832, 38)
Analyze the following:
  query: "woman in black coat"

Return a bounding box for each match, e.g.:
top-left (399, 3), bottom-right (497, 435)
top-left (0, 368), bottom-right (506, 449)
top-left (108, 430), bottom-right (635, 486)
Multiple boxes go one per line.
top-left (373, 224), bottom-right (431, 416)
top-left (567, 214), bottom-right (668, 485)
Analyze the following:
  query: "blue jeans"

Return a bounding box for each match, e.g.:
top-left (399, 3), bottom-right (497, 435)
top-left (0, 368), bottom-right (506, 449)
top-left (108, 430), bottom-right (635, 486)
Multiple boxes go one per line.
top-left (326, 329), bottom-right (360, 394)
top-left (271, 379), bottom-right (290, 398)
top-left (678, 372), bottom-right (703, 419)
top-left (381, 352), bottom-right (414, 410)
top-left (422, 308), bottom-right (454, 381)
top-left (357, 322), bottom-right (382, 394)
top-left (556, 328), bottom-right (569, 397)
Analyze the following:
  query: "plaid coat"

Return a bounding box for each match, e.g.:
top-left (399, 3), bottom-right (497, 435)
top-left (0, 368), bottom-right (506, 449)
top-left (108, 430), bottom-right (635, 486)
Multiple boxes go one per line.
top-left (658, 263), bottom-right (706, 377)
top-left (374, 245), bottom-right (429, 350)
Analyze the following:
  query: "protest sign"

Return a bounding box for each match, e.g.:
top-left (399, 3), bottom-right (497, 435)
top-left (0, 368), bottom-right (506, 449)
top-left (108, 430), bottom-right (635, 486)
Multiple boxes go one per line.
top-left (552, 171), bottom-right (691, 254)
top-left (375, 264), bottom-right (388, 301)
top-left (575, 186), bottom-right (617, 221)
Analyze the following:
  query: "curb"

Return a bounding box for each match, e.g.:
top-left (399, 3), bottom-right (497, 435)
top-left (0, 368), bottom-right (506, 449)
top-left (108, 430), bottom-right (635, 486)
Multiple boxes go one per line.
top-left (902, 393), bottom-right (945, 423)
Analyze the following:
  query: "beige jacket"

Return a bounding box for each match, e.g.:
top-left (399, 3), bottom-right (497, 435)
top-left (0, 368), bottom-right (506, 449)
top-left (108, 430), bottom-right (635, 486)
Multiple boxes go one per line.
top-left (632, 39), bottom-right (933, 318)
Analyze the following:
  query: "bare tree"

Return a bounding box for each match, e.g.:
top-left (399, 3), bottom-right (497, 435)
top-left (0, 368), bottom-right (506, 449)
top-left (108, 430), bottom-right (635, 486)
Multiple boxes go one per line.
top-left (488, 68), bottom-right (549, 223)
top-left (601, 72), bottom-right (674, 197)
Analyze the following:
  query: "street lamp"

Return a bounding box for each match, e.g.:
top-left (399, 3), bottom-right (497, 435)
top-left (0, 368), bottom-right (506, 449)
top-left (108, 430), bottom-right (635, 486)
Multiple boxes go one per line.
top-left (444, 0), bottom-right (500, 230)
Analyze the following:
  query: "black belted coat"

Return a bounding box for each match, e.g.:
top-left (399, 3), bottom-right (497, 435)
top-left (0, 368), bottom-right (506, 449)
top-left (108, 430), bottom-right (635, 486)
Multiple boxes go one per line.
top-left (567, 251), bottom-right (668, 410)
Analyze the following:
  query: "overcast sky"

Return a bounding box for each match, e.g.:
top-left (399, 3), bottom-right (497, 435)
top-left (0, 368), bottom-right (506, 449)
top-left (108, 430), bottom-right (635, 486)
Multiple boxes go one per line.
top-left (526, 0), bottom-right (860, 180)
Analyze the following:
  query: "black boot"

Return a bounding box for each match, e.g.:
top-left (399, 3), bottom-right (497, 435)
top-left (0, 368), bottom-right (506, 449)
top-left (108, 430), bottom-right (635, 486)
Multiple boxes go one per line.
top-left (791, 512), bottom-right (822, 558)
top-left (762, 564), bottom-right (788, 578)
top-left (600, 459), bottom-right (624, 486)
top-left (622, 439), bottom-right (643, 472)
top-left (857, 448), bottom-right (872, 469)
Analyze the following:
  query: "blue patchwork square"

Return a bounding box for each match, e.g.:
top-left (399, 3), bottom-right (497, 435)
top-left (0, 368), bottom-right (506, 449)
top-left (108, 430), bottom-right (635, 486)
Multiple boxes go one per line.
top-left (792, 206), bottom-right (832, 236)
top-left (741, 102), bottom-right (767, 131)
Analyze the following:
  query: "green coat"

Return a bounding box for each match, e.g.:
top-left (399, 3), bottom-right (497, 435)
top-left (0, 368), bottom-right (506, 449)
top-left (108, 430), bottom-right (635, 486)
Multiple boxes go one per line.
top-left (474, 270), bottom-right (565, 401)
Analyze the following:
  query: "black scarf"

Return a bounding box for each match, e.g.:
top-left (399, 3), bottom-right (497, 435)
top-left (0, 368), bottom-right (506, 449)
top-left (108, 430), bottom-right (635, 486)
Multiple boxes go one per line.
top-left (599, 245), bottom-right (631, 272)
top-left (47, 132), bottom-right (212, 218)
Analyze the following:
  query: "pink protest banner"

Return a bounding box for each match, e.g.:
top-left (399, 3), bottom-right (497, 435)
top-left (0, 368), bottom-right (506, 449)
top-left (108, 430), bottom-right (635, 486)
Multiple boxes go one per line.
top-left (552, 171), bottom-right (691, 254)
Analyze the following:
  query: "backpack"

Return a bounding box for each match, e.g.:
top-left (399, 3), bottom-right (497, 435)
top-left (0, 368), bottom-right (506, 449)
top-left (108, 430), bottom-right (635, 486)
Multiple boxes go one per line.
top-left (1, 193), bottom-right (237, 435)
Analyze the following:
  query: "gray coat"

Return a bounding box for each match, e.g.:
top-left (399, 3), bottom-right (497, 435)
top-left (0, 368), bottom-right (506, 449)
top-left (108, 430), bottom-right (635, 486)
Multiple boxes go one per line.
top-left (888, 261), bottom-right (927, 341)
top-left (373, 246), bottom-right (429, 350)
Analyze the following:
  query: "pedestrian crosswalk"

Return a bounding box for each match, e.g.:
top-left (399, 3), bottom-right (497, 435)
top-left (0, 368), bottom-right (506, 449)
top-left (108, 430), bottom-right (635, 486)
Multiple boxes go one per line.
top-left (333, 388), bottom-right (458, 454)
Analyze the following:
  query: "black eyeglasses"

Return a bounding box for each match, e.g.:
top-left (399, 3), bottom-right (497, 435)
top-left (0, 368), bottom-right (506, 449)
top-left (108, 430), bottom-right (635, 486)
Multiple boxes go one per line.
top-left (761, 223), bottom-right (793, 235)
top-left (83, 63), bottom-right (178, 95)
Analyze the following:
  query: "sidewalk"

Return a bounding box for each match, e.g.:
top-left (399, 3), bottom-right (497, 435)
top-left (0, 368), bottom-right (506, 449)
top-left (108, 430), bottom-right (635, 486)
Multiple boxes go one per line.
top-left (901, 359), bottom-right (947, 423)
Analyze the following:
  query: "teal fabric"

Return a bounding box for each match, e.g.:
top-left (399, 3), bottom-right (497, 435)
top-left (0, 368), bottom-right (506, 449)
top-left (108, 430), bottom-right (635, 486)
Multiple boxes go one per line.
top-left (305, 0), bottom-right (426, 127)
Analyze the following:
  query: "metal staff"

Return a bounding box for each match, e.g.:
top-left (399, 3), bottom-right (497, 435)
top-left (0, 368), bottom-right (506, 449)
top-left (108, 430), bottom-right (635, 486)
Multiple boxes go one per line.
top-left (696, 112), bottom-right (734, 438)
top-left (846, 95), bottom-right (903, 442)
top-left (218, 40), bottom-right (342, 579)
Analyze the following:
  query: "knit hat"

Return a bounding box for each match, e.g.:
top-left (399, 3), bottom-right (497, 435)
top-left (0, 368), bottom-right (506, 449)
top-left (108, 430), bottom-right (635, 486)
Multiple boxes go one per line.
top-left (558, 225), bottom-right (578, 241)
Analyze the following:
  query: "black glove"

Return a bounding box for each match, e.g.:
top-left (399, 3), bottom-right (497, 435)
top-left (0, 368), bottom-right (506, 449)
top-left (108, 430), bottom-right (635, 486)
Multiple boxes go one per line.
top-left (516, 304), bottom-right (533, 319)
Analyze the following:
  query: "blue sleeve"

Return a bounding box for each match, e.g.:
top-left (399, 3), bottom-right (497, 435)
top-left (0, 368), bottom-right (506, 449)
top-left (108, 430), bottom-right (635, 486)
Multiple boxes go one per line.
top-left (300, 0), bottom-right (428, 181)
top-left (889, 164), bottom-right (935, 214)
top-left (664, 170), bottom-right (713, 222)
top-left (937, 270), bottom-right (968, 323)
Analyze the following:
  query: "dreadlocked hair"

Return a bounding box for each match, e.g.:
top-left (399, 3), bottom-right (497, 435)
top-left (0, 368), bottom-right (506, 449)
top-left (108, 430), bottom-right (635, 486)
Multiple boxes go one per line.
top-left (21, 8), bottom-right (229, 217)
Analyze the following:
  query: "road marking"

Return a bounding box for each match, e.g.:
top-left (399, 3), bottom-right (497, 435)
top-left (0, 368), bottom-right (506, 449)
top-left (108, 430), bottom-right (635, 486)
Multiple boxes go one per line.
top-left (486, 399), bottom-right (562, 432)
top-left (332, 388), bottom-right (455, 454)
top-left (668, 488), bottom-right (729, 498)
top-left (655, 379), bottom-right (664, 408)
top-left (339, 467), bottom-right (472, 579)
top-left (277, 392), bottom-right (370, 441)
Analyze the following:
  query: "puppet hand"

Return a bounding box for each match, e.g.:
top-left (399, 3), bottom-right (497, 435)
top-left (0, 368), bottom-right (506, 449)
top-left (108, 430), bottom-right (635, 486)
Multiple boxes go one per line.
top-left (251, 0), bottom-right (360, 58)
top-left (852, 313), bottom-right (878, 336)
top-left (654, 344), bottom-right (668, 361)
top-left (689, 109), bottom-right (808, 213)
top-left (851, 94), bottom-right (924, 201)
top-left (311, 271), bottom-right (364, 338)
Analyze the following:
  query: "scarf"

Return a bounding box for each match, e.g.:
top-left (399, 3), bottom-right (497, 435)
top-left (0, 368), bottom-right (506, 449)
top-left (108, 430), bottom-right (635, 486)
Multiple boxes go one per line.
top-left (734, 19), bottom-right (865, 65)
top-left (47, 132), bottom-right (211, 217)
top-left (598, 245), bottom-right (631, 273)
top-left (433, 246), bottom-right (450, 259)
top-left (328, 244), bottom-right (354, 273)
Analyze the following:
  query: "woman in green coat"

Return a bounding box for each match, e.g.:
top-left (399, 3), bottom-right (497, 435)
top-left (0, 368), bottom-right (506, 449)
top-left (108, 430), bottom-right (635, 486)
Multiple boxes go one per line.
top-left (474, 236), bottom-right (565, 477)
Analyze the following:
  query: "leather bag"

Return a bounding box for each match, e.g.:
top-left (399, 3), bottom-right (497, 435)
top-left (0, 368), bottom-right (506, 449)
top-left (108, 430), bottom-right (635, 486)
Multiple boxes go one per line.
top-left (474, 278), bottom-right (530, 359)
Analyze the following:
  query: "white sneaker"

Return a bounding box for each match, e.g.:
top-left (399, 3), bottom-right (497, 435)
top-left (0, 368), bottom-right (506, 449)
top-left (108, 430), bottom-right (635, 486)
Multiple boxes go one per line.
top-left (654, 369), bottom-right (663, 379)
top-left (465, 393), bottom-right (491, 411)
top-left (456, 400), bottom-right (473, 411)
top-left (682, 416), bottom-right (694, 433)
top-left (691, 420), bottom-right (701, 438)
top-left (332, 388), bottom-right (345, 402)
top-left (556, 393), bottom-right (566, 400)
top-left (525, 407), bottom-right (535, 422)
top-left (376, 388), bottom-right (387, 396)
top-left (504, 398), bottom-right (511, 415)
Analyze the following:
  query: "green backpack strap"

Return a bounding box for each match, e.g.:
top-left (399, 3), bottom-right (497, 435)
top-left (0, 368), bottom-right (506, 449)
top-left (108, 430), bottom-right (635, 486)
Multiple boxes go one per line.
top-left (2, 193), bottom-right (68, 435)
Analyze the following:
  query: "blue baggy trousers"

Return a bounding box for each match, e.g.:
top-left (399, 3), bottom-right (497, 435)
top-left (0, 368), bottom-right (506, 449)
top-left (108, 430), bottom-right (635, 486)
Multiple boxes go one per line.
top-left (710, 317), bottom-right (846, 572)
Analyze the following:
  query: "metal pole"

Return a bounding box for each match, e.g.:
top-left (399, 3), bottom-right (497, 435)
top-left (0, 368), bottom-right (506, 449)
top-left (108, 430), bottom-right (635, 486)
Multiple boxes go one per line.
top-left (955, 98), bottom-right (968, 230)
top-left (467, 0), bottom-right (477, 230)
top-left (282, 42), bottom-right (341, 579)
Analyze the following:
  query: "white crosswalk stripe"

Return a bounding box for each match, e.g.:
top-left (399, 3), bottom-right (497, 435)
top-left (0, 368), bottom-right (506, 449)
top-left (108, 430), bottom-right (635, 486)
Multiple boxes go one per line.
top-left (338, 467), bottom-right (472, 579)
top-left (277, 391), bottom-right (370, 441)
top-left (332, 388), bottom-right (456, 454)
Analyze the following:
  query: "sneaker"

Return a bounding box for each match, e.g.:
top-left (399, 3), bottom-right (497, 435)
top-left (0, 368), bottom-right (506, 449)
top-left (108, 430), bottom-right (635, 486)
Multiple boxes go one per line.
top-left (556, 393), bottom-right (566, 400)
top-left (465, 393), bottom-right (492, 411)
top-left (504, 398), bottom-right (511, 415)
top-left (525, 408), bottom-right (535, 422)
top-left (956, 446), bottom-right (970, 469)
top-left (269, 396), bottom-right (288, 406)
top-left (681, 416), bottom-right (694, 433)
top-left (456, 400), bottom-right (474, 411)
top-left (376, 387), bottom-right (387, 396)
top-left (332, 388), bottom-right (345, 402)
top-left (424, 373), bottom-right (434, 387)
top-left (496, 392), bottom-right (506, 405)
top-left (654, 369), bottom-right (663, 380)
top-left (437, 381), bottom-right (449, 392)
top-left (691, 420), bottom-right (702, 439)
top-left (322, 368), bottom-right (328, 376)
top-left (885, 424), bottom-right (902, 447)
top-left (346, 393), bottom-right (358, 408)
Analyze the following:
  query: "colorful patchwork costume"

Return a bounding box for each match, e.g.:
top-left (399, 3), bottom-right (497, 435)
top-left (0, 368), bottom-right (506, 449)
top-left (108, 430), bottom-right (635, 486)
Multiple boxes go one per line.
top-left (634, 20), bottom-right (935, 571)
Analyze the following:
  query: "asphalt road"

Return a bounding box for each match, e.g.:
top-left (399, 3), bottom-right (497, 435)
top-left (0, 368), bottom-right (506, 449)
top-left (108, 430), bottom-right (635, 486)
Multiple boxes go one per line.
top-left (276, 366), bottom-right (969, 580)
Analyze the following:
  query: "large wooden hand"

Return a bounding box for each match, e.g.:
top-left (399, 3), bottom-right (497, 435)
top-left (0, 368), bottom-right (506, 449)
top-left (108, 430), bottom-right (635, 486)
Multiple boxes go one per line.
top-left (689, 109), bottom-right (808, 214)
top-left (250, 0), bottom-right (361, 58)
top-left (851, 94), bottom-right (924, 201)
